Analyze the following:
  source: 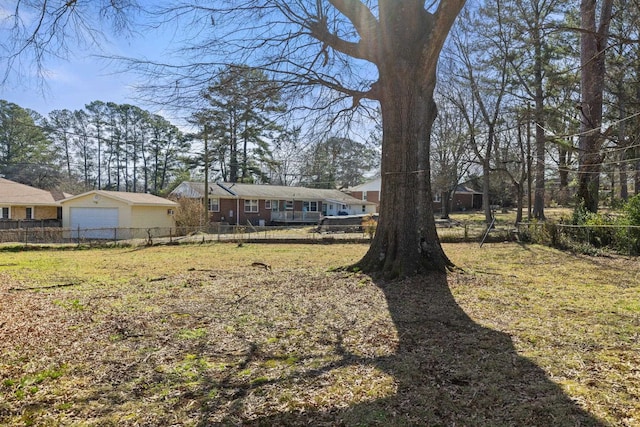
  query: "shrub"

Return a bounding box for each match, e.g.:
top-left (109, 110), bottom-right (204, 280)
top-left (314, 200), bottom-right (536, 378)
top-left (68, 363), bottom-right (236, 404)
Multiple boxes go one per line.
top-left (361, 215), bottom-right (377, 239)
top-left (173, 198), bottom-right (205, 229)
top-left (583, 212), bottom-right (615, 247)
top-left (571, 200), bottom-right (590, 225)
top-left (624, 194), bottom-right (640, 226)
top-left (621, 195), bottom-right (640, 254)
top-left (519, 220), bottom-right (555, 246)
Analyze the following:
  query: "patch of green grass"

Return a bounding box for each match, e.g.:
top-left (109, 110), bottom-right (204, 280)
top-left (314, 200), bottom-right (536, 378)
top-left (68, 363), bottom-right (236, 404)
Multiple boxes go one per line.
top-left (2, 366), bottom-right (66, 401)
top-left (177, 327), bottom-right (207, 340)
top-left (53, 298), bottom-right (85, 311)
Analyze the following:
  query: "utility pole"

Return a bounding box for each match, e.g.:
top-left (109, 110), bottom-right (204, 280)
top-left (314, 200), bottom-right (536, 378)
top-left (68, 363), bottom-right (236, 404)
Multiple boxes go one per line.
top-left (203, 124), bottom-right (210, 228)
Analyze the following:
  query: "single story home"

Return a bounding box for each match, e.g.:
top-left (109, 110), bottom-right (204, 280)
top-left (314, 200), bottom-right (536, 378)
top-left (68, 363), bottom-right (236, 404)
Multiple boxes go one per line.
top-left (60, 190), bottom-right (178, 239)
top-left (0, 178), bottom-right (68, 228)
top-left (346, 178), bottom-right (482, 213)
top-left (170, 181), bottom-right (377, 225)
top-left (435, 184), bottom-right (483, 212)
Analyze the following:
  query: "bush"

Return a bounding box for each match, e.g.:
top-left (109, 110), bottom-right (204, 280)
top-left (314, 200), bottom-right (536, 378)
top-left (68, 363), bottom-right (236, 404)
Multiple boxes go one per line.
top-left (570, 200), bottom-right (617, 248)
top-left (523, 198), bottom-right (640, 256)
top-left (519, 220), bottom-right (556, 246)
top-left (173, 198), bottom-right (205, 229)
top-left (361, 215), bottom-right (377, 240)
top-left (621, 195), bottom-right (640, 254)
top-left (583, 212), bottom-right (616, 247)
top-left (624, 194), bottom-right (640, 226)
top-left (571, 200), bottom-right (591, 226)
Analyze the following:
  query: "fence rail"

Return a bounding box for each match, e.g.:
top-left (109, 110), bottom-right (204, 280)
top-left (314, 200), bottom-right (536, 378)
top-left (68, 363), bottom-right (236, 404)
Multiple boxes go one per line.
top-left (0, 222), bottom-right (506, 246)
top-left (516, 222), bottom-right (640, 255)
top-left (4, 222), bottom-right (635, 254)
top-left (0, 219), bottom-right (62, 230)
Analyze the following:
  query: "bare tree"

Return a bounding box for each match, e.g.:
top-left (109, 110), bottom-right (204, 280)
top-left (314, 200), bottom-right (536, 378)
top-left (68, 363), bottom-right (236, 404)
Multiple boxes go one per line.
top-left (447, 2), bottom-right (510, 225)
top-left (140, 1), bottom-right (466, 275)
top-left (430, 92), bottom-right (474, 220)
top-left (1, 0), bottom-right (137, 87)
top-left (3, 1), bottom-right (465, 275)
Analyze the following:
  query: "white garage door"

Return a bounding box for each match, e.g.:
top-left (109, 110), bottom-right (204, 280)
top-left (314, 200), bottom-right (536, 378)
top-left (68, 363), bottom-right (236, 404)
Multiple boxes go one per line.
top-left (70, 207), bottom-right (119, 239)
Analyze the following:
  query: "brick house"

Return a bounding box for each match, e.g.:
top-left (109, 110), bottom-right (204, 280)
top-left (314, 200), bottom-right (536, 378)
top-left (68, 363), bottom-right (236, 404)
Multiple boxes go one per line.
top-left (170, 181), bottom-right (377, 225)
top-left (346, 178), bottom-right (482, 213)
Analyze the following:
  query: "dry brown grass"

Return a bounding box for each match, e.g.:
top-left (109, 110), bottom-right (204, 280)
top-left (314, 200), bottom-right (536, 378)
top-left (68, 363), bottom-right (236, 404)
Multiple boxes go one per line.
top-left (0, 242), bottom-right (638, 426)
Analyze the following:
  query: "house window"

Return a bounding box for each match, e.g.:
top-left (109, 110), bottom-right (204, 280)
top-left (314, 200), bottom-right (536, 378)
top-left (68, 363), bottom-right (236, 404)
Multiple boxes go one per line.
top-left (362, 191), bottom-right (368, 201)
top-left (244, 199), bottom-right (259, 213)
top-left (208, 198), bottom-right (220, 212)
top-left (26, 207), bottom-right (34, 220)
top-left (265, 200), bottom-right (272, 210)
top-left (0, 207), bottom-right (9, 219)
top-left (302, 201), bottom-right (318, 212)
top-left (433, 193), bottom-right (442, 203)
top-left (285, 200), bottom-right (294, 210)
top-left (271, 200), bottom-right (280, 211)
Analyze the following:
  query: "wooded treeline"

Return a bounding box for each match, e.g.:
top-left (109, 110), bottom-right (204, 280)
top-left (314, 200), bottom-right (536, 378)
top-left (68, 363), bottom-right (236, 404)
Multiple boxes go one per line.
top-left (431, 0), bottom-right (640, 221)
top-left (0, 99), bottom-right (192, 194)
top-left (0, 93), bottom-right (379, 194)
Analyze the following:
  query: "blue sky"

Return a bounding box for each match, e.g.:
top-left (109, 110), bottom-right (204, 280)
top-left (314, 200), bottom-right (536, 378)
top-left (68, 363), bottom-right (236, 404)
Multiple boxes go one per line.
top-left (1, 2), bottom-right (173, 117)
top-left (4, 57), bottom-right (140, 115)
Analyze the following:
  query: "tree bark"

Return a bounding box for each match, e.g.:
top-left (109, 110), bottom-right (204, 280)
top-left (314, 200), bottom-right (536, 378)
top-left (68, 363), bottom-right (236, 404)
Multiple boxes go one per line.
top-left (531, 18), bottom-right (546, 220)
top-left (558, 146), bottom-right (570, 205)
top-left (442, 189), bottom-right (452, 219)
top-left (357, 75), bottom-right (453, 276)
top-left (533, 96), bottom-right (546, 219)
top-left (577, 0), bottom-right (613, 212)
top-left (636, 160), bottom-right (640, 196)
top-left (349, 1), bottom-right (464, 277)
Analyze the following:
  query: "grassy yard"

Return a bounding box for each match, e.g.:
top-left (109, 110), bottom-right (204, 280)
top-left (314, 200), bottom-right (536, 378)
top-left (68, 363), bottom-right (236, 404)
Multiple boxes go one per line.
top-left (0, 242), bottom-right (638, 426)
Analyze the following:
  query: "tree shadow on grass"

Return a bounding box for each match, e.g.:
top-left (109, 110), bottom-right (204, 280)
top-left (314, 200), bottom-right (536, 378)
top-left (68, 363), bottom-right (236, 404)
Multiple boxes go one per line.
top-left (235, 273), bottom-right (606, 426)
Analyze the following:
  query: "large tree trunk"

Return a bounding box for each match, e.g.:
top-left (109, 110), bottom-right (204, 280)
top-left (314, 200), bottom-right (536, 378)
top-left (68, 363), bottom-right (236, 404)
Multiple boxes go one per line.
top-left (577, 0), bottom-right (613, 212)
top-left (558, 146), bottom-right (570, 205)
top-left (619, 154), bottom-right (628, 201)
top-left (357, 69), bottom-right (453, 277)
top-left (313, 0), bottom-right (464, 277)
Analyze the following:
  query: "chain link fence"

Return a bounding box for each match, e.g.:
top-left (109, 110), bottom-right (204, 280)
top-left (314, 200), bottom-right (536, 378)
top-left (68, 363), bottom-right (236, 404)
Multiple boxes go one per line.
top-left (517, 222), bottom-right (640, 255)
top-left (2, 221), bottom-right (637, 258)
top-left (0, 222), bottom-right (515, 247)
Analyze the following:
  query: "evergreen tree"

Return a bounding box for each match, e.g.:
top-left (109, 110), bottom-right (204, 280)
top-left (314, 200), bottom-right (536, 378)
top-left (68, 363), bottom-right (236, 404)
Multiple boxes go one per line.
top-left (203, 65), bottom-right (284, 183)
top-left (301, 137), bottom-right (379, 189)
top-left (0, 100), bottom-right (57, 187)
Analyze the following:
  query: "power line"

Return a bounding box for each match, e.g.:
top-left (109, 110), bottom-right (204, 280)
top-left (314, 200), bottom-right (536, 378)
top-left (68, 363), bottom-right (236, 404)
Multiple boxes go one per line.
top-left (535, 111), bottom-right (640, 142)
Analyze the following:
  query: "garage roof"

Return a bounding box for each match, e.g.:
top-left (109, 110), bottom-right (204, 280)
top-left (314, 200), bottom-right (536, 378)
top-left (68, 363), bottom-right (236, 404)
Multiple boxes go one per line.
top-left (61, 190), bottom-right (178, 206)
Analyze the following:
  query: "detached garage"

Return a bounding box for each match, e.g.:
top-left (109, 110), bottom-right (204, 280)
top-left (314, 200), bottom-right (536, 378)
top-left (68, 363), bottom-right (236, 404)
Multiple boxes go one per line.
top-left (61, 190), bottom-right (178, 239)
